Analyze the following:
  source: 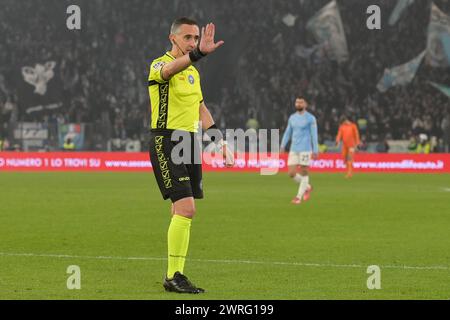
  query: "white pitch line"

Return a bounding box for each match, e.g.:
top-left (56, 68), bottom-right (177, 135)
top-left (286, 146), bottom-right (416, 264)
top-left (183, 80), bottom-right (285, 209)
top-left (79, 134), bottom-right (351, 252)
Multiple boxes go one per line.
top-left (0, 252), bottom-right (448, 271)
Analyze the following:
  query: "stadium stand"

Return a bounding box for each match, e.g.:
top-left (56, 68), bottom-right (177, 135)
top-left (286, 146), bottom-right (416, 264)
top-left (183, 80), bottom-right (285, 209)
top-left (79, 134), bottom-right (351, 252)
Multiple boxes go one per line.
top-left (0, 0), bottom-right (449, 152)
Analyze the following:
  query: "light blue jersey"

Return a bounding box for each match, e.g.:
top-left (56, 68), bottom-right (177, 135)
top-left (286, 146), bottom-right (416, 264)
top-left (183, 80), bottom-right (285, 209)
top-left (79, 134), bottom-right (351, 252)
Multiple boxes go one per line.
top-left (281, 111), bottom-right (319, 153)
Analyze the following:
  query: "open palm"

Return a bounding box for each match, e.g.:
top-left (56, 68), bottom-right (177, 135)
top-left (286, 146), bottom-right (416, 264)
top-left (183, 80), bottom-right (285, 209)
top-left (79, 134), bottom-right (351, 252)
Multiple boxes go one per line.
top-left (199, 23), bottom-right (224, 54)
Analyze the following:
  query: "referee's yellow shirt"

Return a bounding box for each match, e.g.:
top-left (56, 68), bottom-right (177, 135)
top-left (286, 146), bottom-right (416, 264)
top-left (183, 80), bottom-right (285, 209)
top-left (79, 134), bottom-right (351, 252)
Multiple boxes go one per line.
top-left (148, 52), bottom-right (203, 133)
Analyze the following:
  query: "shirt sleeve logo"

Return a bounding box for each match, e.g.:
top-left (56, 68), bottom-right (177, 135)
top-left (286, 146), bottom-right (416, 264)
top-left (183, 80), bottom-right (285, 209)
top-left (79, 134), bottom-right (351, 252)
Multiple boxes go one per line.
top-left (153, 61), bottom-right (166, 70)
top-left (188, 74), bottom-right (195, 84)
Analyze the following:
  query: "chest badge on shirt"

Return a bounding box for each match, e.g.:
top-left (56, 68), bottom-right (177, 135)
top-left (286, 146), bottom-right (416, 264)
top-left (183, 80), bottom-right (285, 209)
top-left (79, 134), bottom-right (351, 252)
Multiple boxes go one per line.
top-left (188, 75), bottom-right (195, 85)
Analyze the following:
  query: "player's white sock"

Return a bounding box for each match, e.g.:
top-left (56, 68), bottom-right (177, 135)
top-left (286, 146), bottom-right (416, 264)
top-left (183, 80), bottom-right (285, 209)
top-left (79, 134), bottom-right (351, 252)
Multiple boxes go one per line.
top-left (297, 175), bottom-right (309, 199)
top-left (293, 174), bottom-right (302, 184)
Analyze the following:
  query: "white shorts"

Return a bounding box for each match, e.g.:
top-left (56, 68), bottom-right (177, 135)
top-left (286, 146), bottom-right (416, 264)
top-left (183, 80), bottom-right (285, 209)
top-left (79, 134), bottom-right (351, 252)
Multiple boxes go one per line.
top-left (287, 152), bottom-right (312, 166)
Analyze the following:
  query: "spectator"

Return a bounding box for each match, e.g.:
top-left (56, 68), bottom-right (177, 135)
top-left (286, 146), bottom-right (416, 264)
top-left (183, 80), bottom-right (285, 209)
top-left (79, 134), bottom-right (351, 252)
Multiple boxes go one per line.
top-left (375, 136), bottom-right (390, 153)
top-left (125, 134), bottom-right (142, 152)
top-left (359, 135), bottom-right (368, 152)
top-left (416, 134), bottom-right (431, 154)
top-left (246, 117), bottom-right (260, 131)
top-left (441, 113), bottom-right (450, 152)
top-left (63, 138), bottom-right (75, 151)
top-left (408, 135), bottom-right (418, 153)
top-left (318, 135), bottom-right (328, 153)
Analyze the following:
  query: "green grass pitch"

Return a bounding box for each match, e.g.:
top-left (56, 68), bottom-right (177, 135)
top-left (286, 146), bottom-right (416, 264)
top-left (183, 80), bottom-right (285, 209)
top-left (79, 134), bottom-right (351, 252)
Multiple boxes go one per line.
top-left (0, 171), bottom-right (449, 299)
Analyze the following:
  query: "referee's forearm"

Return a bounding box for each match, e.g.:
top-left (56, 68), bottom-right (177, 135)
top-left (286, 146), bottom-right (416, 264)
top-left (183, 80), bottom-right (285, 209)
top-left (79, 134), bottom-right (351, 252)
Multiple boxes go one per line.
top-left (200, 103), bottom-right (215, 129)
top-left (161, 54), bottom-right (192, 80)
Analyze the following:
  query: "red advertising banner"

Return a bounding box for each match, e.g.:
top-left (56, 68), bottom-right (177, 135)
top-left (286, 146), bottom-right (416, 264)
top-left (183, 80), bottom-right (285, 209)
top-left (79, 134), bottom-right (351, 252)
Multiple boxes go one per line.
top-left (0, 152), bottom-right (449, 173)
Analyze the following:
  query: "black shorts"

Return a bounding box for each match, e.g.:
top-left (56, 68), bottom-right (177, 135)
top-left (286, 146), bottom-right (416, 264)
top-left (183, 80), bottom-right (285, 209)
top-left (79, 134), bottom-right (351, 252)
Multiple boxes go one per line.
top-left (148, 130), bottom-right (203, 202)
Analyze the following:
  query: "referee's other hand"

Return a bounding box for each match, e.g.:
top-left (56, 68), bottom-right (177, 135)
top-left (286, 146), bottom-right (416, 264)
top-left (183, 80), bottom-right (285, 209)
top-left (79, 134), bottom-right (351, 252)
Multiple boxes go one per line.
top-left (224, 145), bottom-right (234, 168)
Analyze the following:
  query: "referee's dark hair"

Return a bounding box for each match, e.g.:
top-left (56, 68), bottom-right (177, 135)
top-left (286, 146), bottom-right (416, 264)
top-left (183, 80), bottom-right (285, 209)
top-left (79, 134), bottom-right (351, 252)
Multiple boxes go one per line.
top-left (170, 17), bottom-right (199, 34)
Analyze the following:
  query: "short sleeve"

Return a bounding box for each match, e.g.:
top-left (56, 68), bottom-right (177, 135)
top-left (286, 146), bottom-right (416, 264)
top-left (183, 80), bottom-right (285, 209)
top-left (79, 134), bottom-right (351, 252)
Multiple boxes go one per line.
top-left (149, 60), bottom-right (167, 83)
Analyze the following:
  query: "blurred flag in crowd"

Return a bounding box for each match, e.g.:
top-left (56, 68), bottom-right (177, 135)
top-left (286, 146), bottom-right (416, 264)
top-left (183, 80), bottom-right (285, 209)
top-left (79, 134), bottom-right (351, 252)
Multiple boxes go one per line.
top-left (16, 60), bottom-right (63, 120)
top-left (441, 33), bottom-right (450, 64)
top-left (306, 0), bottom-right (349, 63)
top-left (377, 50), bottom-right (426, 92)
top-left (429, 81), bottom-right (450, 98)
top-left (426, 2), bottom-right (450, 67)
top-left (389, 0), bottom-right (415, 26)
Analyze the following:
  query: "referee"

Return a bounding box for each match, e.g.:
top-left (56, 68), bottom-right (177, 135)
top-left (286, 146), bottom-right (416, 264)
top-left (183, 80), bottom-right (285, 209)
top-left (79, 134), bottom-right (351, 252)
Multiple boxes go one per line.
top-left (148, 17), bottom-right (233, 294)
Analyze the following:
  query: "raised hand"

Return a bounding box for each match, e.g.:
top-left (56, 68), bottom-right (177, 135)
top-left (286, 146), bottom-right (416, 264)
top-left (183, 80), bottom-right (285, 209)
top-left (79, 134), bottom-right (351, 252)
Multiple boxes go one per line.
top-left (199, 23), bottom-right (224, 54)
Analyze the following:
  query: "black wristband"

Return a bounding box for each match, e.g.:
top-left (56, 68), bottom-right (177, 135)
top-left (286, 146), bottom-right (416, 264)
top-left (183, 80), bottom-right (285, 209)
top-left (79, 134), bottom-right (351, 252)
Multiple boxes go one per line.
top-left (205, 124), bottom-right (223, 143)
top-left (189, 47), bottom-right (207, 62)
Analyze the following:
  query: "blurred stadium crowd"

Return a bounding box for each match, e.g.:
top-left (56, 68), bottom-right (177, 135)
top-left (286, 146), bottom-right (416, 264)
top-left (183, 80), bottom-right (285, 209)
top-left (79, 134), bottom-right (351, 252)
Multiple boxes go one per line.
top-left (0, 0), bottom-right (449, 152)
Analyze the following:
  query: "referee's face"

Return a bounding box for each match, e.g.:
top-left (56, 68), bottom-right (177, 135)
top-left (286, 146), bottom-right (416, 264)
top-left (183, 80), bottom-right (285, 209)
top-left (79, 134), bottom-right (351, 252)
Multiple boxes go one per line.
top-left (171, 24), bottom-right (200, 56)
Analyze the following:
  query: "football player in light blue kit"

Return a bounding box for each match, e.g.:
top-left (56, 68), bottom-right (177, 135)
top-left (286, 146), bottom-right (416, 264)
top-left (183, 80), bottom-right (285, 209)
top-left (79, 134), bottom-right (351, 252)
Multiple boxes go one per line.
top-left (280, 96), bottom-right (319, 204)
